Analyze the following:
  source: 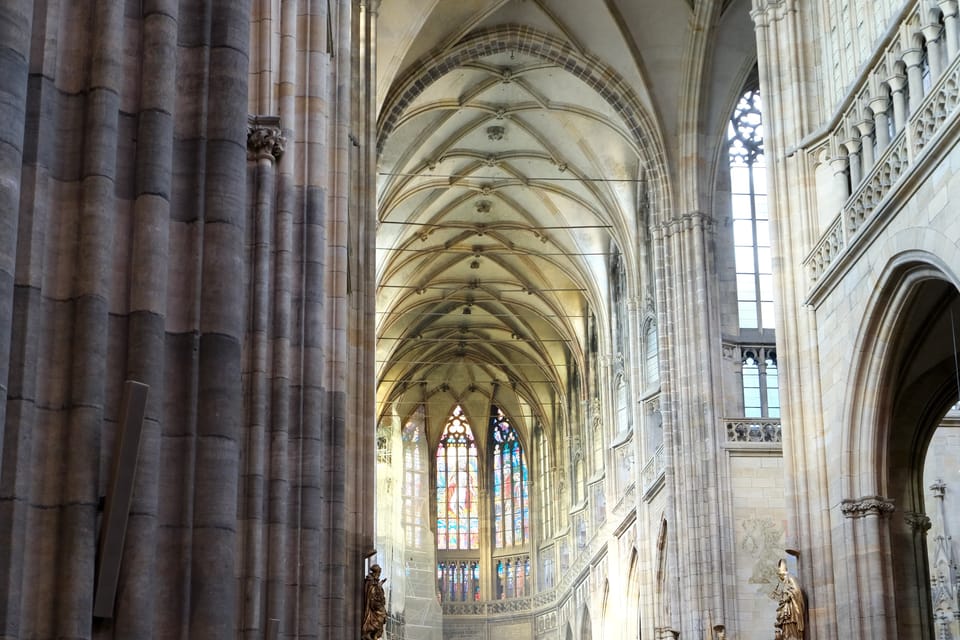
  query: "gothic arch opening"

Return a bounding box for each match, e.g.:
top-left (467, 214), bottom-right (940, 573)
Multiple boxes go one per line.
top-left (846, 259), bottom-right (960, 639)
top-left (580, 606), bottom-right (593, 640)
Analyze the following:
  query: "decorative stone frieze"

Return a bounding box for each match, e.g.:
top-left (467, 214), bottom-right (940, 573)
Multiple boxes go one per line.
top-left (724, 418), bottom-right (782, 444)
top-left (840, 496), bottom-right (895, 519)
top-left (247, 115), bottom-right (285, 161)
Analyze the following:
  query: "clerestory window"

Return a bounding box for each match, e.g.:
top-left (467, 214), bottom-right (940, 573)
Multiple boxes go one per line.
top-left (728, 87), bottom-right (775, 331)
top-left (741, 347), bottom-right (780, 418)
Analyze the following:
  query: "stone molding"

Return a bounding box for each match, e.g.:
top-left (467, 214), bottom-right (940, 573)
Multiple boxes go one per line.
top-left (840, 495), bottom-right (895, 519)
top-left (247, 115), bottom-right (286, 161)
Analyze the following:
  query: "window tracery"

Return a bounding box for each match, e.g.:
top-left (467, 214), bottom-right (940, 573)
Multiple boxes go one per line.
top-left (728, 88), bottom-right (775, 331)
top-left (436, 405), bottom-right (479, 551)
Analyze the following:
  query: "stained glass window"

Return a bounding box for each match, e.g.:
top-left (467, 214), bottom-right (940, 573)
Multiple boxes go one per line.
top-left (437, 560), bottom-right (480, 602)
top-left (491, 407), bottom-right (529, 548)
top-left (495, 556), bottom-right (530, 599)
top-left (436, 405), bottom-right (479, 550)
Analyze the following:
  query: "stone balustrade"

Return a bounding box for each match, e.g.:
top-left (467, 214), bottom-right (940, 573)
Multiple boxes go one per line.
top-left (723, 418), bottom-right (783, 444)
top-left (803, 0), bottom-right (960, 285)
top-left (641, 443), bottom-right (666, 495)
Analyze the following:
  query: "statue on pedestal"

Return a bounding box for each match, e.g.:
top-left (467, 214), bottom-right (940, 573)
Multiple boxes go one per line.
top-left (362, 564), bottom-right (387, 640)
top-left (773, 558), bottom-right (805, 640)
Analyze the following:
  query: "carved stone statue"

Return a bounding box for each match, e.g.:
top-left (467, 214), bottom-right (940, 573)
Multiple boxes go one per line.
top-left (362, 564), bottom-right (388, 640)
top-left (774, 558), bottom-right (805, 639)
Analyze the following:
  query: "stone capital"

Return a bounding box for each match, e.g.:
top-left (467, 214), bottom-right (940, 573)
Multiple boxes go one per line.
top-left (939, 0), bottom-right (959, 19)
top-left (921, 22), bottom-right (944, 45)
top-left (903, 511), bottom-right (932, 533)
top-left (854, 118), bottom-right (875, 138)
top-left (841, 135), bottom-right (862, 154)
top-left (840, 495), bottom-right (895, 518)
top-left (886, 72), bottom-right (907, 93)
top-left (901, 47), bottom-right (925, 70)
top-left (247, 115), bottom-right (286, 161)
top-left (867, 93), bottom-right (890, 116)
top-left (749, 0), bottom-right (787, 27)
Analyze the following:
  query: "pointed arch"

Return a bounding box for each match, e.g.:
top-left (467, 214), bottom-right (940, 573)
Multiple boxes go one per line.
top-left (436, 404), bottom-right (480, 551)
top-left (490, 406), bottom-right (530, 548)
top-left (580, 605), bottom-right (593, 640)
top-left (842, 249), bottom-right (960, 639)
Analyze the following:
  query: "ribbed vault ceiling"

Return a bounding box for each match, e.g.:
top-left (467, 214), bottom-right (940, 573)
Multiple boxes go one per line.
top-left (376, 0), bottom-right (669, 439)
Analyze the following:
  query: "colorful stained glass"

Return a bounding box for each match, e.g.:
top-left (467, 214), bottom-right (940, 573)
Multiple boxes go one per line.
top-left (437, 560), bottom-right (481, 602)
top-left (490, 406), bottom-right (529, 549)
top-left (436, 405), bottom-right (479, 550)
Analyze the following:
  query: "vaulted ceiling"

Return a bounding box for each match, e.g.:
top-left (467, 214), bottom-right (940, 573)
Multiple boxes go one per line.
top-left (375, 0), bottom-right (754, 442)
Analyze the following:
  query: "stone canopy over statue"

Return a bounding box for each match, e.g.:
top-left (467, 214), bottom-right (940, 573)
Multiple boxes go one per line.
top-left (773, 558), bottom-right (805, 639)
top-left (362, 564), bottom-right (388, 640)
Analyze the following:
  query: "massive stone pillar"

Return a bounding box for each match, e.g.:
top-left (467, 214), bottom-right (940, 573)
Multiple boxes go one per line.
top-left (0, 0), bottom-right (375, 637)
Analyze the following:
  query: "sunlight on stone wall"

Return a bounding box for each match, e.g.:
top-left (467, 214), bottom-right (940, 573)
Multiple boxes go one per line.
top-left (376, 413), bottom-right (443, 640)
top-left (729, 454), bottom-right (786, 640)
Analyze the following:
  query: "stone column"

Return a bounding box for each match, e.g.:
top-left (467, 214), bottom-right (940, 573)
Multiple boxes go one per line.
top-left (855, 117), bottom-right (875, 173)
top-left (903, 48), bottom-right (926, 113)
top-left (188, 0), bottom-right (253, 636)
top-left (887, 69), bottom-right (908, 132)
top-left (829, 149), bottom-right (851, 206)
top-left (939, 0), bottom-right (960, 61)
top-left (57, 2), bottom-right (125, 635)
top-left (0, 0), bottom-right (32, 443)
top-left (842, 133), bottom-right (863, 188)
top-left (265, 0), bottom-right (298, 631)
top-left (241, 115), bottom-right (285, 639)
top-left (840, 496), bottom-right (896, 639)
top-left (922, 23), bottom-right (945, 80)
top-left (0, 1), bottom-right (34, 634)
top-left (112, 3), bottom-right (179, 636)
top-left (868, 92), bottom-right (892, 150)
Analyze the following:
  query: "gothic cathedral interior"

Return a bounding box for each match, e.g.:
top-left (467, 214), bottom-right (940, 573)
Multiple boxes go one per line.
top-left (2, 1), bottom-right (960, 639)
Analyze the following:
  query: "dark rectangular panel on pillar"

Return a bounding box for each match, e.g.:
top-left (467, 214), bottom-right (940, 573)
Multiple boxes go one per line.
top-left (93, 380), bottom-right (149, 619)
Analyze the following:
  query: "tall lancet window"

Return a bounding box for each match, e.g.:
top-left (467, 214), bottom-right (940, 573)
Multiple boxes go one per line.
top-left (728, 87), bottom-right (774, 331)
top-left (403, 413), bottom-right (425, 548)
top-left (491, 407), bottom-right (529, 548)
top-left (436, 405), bottom-right (479, 550)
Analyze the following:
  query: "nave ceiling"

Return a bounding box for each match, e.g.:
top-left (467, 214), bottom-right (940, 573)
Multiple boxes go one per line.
top-left (374, 0), bottom-right (752, 443)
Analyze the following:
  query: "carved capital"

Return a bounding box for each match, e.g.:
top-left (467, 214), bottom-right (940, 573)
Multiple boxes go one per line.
top-left (904, 511), bottom-right (932, 533)
top-left (841, 495), bottom-right (895, 519)
top-left (247, 115), bottom-right (285, 161)
top-left (902, 47), bottom-right (926, 70)
top-left (939, 0), bottom-right (959, 20)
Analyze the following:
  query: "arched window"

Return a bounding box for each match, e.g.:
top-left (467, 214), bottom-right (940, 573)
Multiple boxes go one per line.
top-left (728, 87), bottom-right (775, 331)
top-left (491, 407), bottom-right (529, 548)
top-left (435, 405), bottom-right (534, 601)
top-left (644, 320), bottom-right (660, 390)
top-left (742, 347), bottom-right (779, 418)
top-left (402, 413), bottom-right (425, 548)
top-left (536, 425), bottom-right (553, 539)
top-left (436, 405), bottom-right (479, 550)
